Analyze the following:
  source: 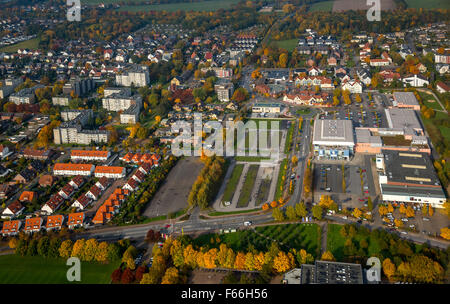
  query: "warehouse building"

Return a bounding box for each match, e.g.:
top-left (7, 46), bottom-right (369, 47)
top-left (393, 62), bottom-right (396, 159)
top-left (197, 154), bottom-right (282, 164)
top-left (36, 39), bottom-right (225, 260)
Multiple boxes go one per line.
top-left (376, 150), bottom-right (446, 208)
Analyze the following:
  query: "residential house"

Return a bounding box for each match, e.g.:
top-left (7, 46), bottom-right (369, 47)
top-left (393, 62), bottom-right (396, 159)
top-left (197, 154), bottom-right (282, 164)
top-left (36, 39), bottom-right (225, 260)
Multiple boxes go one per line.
top-left (46, 214), bottom-right (64, 231)
top-left (13, 168), bottom-right (36, 184)
top-left (94, 166), bottom-right (126, 179)
top-left (67, 212), bottom-right (85, 229)
top-left (23, 217), bottom-right (43, 233)
top-left (1, 201), bottom-right (24, 219)
top-left (19, 191), bottom-right (35, 202)
top-left (72, 194), bottom-right (92, 210)
top-left (39, 174), bottom-right (55, 187)
top-left (1, 220), bottom-right (21, 236)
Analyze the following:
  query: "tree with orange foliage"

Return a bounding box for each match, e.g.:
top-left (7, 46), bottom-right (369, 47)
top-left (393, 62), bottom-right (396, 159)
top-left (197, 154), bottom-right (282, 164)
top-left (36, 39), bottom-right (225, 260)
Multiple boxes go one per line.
top-left (270, 201), bottom-right (277, 208)
top-left (262, 203), bottom-right (269, 211)
top-left (234, 252), bottom-right (246, 269)
top-left (273, 251), bottom-right (294, 273)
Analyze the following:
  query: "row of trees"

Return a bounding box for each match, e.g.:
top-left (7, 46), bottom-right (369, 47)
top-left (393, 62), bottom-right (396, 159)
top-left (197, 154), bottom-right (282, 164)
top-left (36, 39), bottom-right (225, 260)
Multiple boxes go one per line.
top-left (187, 155), bottom-right (226, 209)
top-left (140, 236), bottom-right (316, 284)
top-left (11, 235), bottom-right (131, 264)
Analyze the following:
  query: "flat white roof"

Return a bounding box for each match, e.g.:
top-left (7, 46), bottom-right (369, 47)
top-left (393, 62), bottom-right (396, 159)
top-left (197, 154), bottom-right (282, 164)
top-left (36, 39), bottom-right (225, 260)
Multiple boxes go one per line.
top-left (313, 119), bottom-right (354, 146)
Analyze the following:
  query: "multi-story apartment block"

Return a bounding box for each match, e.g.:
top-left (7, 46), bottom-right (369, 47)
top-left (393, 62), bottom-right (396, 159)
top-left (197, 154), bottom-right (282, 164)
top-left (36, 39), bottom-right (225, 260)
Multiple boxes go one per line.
top-left (115, 65), bottom-right (150, 87)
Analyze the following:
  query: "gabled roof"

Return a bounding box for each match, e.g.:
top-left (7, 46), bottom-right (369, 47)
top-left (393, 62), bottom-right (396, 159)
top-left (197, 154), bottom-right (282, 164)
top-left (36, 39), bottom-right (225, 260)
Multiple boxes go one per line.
top-left (68, 212), bottom-right (84, 226)
top-left (70, 175), bottom-right (85, 187)
top-left (5, 201), bottom-right (24, 214)
top-left (71, 150), bottom-right (109, 158)
top-left (75, 194), bottom-right (91, 208)
top-left (53, 163), bottom-right (95, 172)
top-left (46, 214), bottom-right (64, 228)
top-left (94, 166), bottom-right (125, 174)
top-left (1, 220), bottom-right (20, 233)
top-left (24, 217), bottom-right (42, 231)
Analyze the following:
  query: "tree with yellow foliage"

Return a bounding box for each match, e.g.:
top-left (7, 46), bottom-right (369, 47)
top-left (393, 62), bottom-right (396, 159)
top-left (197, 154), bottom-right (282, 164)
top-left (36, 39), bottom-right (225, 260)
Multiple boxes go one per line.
top-left (429, 206), bottom-right (434, 216)
top-left (161, 267), bottom-right (179, 284)
top-left (406, 206), bottom-right (415, 218)
top-left (321, 250), bottom-right (335, 261)
top-left (440, 227), bottom-right (450, 240)
top-left (234, 252), bottom-right (246, 269)
top-left (399, 204), bottom-right (406, 214)
top-left (8, 238), bottom-right (18, 249)
top-left (387, 203), bottom-right (394, 213)
top-left (71, 239), bottom-right (86, 259)
top-left (394, 218), bottom-right (403, 228)
top-left (273, 251), bottom-right (294, 273)
top-left (378, 205), bottom-right (388, 216)
top-left (203, 248), bottom-right (218, 269)
top-left (352, 208), bottom-right (362, 219)
top-left (382, 258), bottom-right (396, 280)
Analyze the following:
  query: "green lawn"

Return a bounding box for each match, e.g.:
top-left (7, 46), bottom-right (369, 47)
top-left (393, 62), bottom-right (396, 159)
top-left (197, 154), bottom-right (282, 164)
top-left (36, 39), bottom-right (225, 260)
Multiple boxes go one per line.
top-left (193, 223), bottom-right (320, 257)
top-left (275, 158), bottom-right (288, 200)
top-left (207, 208), bottom-right (260, 216)
top-left (0, 255), bottom-right (119, 284)
top-left (284, 122), bottom-right (295, 154)
top-left (116, 0), bottom-right (241, 12)
top-left (275, 39), bottom-right (298, 52)
top-left (0, 37), bottom-right (40, 53)
top-left (327, 224), bottom-right (381, 261)
top-left (405, 0), bottom-right (450, 9)
top-left (236, 165), bottom-right (259, 208)
top-left (222, 164), bottom-right (244, 203)
top-left (418, 91), bottom-right (445, 111)
top-left (309, 0), bottom-right (334, 12)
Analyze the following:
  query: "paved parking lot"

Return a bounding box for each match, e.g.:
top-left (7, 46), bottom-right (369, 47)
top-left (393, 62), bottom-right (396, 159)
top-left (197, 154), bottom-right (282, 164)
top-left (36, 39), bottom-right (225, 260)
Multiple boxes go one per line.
top-left (143, 157), bottom-right (204, 217)
top-left (313, 155), bottom-right (376, 210)
top-left (318, 94), bottom-right (391, 129)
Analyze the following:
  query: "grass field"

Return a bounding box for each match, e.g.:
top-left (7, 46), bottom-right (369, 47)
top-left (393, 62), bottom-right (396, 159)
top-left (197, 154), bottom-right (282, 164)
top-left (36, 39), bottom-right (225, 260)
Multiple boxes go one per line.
top-left (418, 91), bottom-right (445, 111)
top-left (207, 208), bottom-right (260, 216)
top-left (0, 255), bottom-right (119, 284)
top-left (284, 122), bottom-right (295, 154)
top-left (0, 37), bottom-right (40, 53)
top-left (236, 165), bottom-right (259, 208)
top-left (115, 0), bottom-right (241, 12)
top-left (222, 164), bottom-right (244, 203)
top-left (327, 224), bottom-right (381, 260)
top-left (275, 39), bottom-right (298, 52)
top-left (421, 111), bottom-right (450, 143)
top-left (193, 223), bottom-right (320, 257)
top-left (275, 158), bottom-right (288, 200)
top-left (405, 0), bottom-right (450, 9)
top-left (309, 0), bottom-right (334, 12)
top-left (85, 0), bottom-right (147, 3)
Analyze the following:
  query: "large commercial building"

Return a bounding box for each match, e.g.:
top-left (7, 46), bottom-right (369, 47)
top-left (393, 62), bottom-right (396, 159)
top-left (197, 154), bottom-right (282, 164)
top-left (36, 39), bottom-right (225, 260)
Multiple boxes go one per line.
top-left (313, 119), bottom-right (354, 160)
top-left (376, 150), bottom-right (446, 208)
top-left (115, 65), bottom-right (150, 87)
top-left (283, 261), bottom-right (364, 284)
top-left (251, 102), bottom-right (282, 113)
top-left (392, 92), bottom-right (420, 110)
top-left (384, 108), bottom-right (423, 136)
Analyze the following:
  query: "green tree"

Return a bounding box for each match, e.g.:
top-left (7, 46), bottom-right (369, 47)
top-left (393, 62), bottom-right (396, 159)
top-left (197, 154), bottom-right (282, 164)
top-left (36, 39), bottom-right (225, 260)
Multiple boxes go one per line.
top-left (272, 208), bottom-right (285, 221)
top-left (286, 206), bottom-right (297, 220)
top-left (295, 202), bottom-right (307, 218)
top-left (312, 205), bottom-right (323, 220)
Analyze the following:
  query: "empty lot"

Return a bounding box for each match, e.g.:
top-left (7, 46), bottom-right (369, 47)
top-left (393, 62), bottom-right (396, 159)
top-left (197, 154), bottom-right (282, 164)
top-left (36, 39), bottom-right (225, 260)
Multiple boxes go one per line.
top-left (143, 157), bottom-right (203, 217)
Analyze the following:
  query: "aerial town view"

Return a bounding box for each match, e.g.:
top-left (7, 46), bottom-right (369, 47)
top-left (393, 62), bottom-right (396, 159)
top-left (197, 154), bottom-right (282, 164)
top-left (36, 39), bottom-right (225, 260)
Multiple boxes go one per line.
top-left (0, 0), bottom-right (449, 295)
